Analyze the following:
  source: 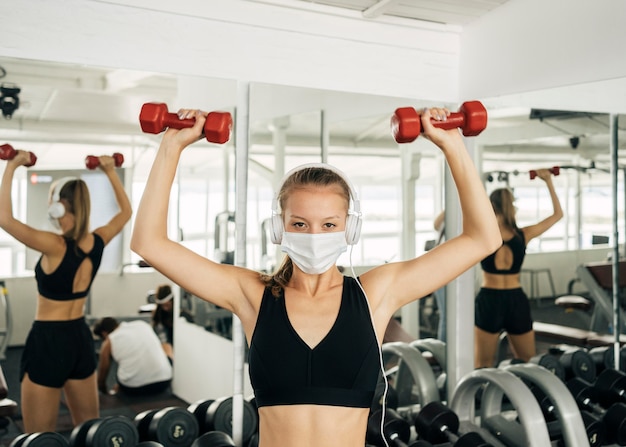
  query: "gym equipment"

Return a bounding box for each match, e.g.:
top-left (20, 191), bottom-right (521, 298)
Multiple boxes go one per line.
top-left (567, 377), bottom-right (626, 445)
top-left (529, 166), bottom-right (560, 179)
top-left (502, 363), bottom-right (592, 447)
top-left (9, 432), bottom-right (69, 446)
top-left (451, 368), bottom-right (551, 446)
top-left (371, 379), bottom-right (399, 413)
top-left (139, 102), bottom-right (232, 144)
top-left (381, 342), bottom-right (439, 408)
top-left (0, 144), bottom-right (37, 167)
top-left (553, 346), bottom-right (596, 383)
top-left (0, 282), bottom-right (13, 361)
top-left (85, 153), bottom-right (124, 170)
top-left (593, 368), bottom-right (626, 408)
top-left (137, 443), bottom-right (165, 447)
top-left (575, 260), bottom-right (626, 334)
top-left (589, 345), bottom-right (626, 374)
top-left (188, 396), bottom-right (258, 446)
top-left (69, 415), bottom-right (139, 447)
top-left (191, 431), bottom-right (236, 447)
top-left (366, 408), bottom-right (411, 447)
top-left (135, 406), bottom-right (199, 447)
top-left (409, 338), bottom-right (447, 402)
top-left (390, 101), bottom-right (488, 144)
top-left (414, 401), bottom-right (494, 446)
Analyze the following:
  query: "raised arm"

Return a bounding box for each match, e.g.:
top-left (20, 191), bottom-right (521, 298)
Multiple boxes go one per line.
top-left (363, 107), bottom-right (501, 313)
top-left (0, 150), bottom-right (60, 253)
top-left (93, 155), bottom-right (133, 245)
top-left (522, 168), bottom-right (564, 242)
top-left (130, 110), bottom-right (259, 314)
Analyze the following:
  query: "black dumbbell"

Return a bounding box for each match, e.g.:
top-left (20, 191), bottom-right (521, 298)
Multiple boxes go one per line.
top-left (370, 380), bottom-right (399, 413)
top-left (188, 396), bottom-right (258, 446)
top-left (366, 408), bottom-right (411, 447)
top-left (526, 381), bottom-right (605, 446)
top-left (529, 353), bottom-right (566, 380)
top-left (414, 401), bottom-right (493, 446)
top-left (135, 406), bottom-right (199, 447)
top-left (191, 431), bottom-right (235, 447)
top-left (552, 346), bottom-right (596, 382)
top-left (137, 443), bottom-right (165, 447)
top-left (567, 377), bottom-right (626, 445)
top-left (593, 367), bottom-right (626, 408)
top-left (70, 415), bottom-right (138, 447)
top-left (9, 432), bottom-right (69, 447)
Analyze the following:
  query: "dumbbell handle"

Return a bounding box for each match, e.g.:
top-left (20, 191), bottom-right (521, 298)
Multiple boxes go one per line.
top-left (391, 100), bottom-right (487, 143)
top-left (530, 166), bottom-right (560, 179)
top-left (0, 144), bottom-right (37, 167)
top-left (85, 153), bottom-right (124, 170)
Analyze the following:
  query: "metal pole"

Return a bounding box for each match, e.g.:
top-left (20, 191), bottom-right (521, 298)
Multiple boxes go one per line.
top-left (610, 113), bottom-right (620, 370)
top-left (232, 80), bottom-right (250, 446)
top-left (321, 110), bottom-right (329, 163)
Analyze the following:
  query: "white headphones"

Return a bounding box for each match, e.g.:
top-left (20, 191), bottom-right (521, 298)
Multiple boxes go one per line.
top-left (269, 163), bottom-right (362, 245)
top-left (48, 177), bottom-right (78, 219)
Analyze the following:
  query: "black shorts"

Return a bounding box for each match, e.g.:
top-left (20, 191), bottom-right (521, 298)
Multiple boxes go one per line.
top-left (20, 317), bottom-right (97, 388)
top-left (474, 288), bottom-right (533, 335)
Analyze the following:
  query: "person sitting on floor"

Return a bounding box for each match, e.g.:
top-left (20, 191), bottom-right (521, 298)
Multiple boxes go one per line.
top-left (93, 317), bottom-right (172, 396)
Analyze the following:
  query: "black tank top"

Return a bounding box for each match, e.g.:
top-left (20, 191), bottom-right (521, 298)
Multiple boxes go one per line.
top-left (248, 276), bottom-right (379, 408)
top-left (35, 233), bottom-right (104, 301)
top-left (481, 228), bottom-right (526, 274)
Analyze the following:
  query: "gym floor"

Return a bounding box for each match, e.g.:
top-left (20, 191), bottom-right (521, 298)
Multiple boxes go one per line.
top-left (0, 346), bottom-right (188, 446)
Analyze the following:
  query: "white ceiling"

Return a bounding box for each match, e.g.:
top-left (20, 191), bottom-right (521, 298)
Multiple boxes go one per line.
top-left (0, 0), bottom-right (624, 182)
top-left (294, 0), bottom-right (511, 25)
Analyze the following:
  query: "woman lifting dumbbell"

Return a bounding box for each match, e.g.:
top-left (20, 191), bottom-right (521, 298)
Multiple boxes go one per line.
top-left (131, 106), bottom-right (500, 447)
top-left (474, 168), bottom-right (563, 368)
top-left (0, 150), bottom-right (132, 432)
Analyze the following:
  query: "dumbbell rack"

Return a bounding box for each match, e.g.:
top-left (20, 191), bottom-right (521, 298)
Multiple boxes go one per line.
top-left (0, 282), bottom-right (11, 361)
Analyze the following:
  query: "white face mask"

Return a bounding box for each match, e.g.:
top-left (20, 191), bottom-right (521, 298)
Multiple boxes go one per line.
top-left (281, 232), bottom-right (348, 274)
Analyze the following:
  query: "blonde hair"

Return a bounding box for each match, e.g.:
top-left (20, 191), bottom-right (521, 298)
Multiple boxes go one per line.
top-left (59, 179), bottom-right (91, 241)
top-left (489, 188), bottom-right (517, 229)
top-left (259, 166), bottom-right (351, 297)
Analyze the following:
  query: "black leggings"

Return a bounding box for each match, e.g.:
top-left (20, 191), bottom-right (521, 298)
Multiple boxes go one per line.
top-left (474, 287), bottom-right (533, 335)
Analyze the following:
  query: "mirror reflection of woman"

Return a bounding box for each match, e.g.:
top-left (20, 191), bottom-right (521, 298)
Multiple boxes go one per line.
top-left (474, 169), bottom-right (563, 368)
top-left (0, 151), bottom-right (132, 432)
top-left (131, 107), bottom-right (500, 447)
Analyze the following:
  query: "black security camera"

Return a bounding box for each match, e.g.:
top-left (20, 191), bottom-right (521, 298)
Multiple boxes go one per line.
top-left (0, 84), bottom-right (21, 119)
top-left (569, 136), bottom-right (580, 149)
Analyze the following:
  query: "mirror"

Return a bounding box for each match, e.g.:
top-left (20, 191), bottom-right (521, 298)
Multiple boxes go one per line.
top-left (2, 54), bottom-right (626, 406)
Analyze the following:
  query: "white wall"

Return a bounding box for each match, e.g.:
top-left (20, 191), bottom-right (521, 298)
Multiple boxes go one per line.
top-left (461, 0), bottom-right (626, 109)
top-left (174, 319), bottom-right (253, 404)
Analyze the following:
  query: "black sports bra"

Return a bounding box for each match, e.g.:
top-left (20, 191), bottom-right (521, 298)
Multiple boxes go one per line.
top-left (481, 228), bottom-right (526, 274)
top-left (248, 276), bottom-right (380, 408)
top-left (35, 233), bottom-right (104, 301)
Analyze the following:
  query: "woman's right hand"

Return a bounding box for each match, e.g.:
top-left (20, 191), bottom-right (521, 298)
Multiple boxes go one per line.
top-left (162, 108), bottom-right (207, 150)
top-left (534, 168), bottom-right (553, 182)
top-left (7, 149), bottom-right (33, 168)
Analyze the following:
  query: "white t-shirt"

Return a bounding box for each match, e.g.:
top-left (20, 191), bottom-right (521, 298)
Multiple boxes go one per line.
top-left (109, 320), bottom-right (173, 387)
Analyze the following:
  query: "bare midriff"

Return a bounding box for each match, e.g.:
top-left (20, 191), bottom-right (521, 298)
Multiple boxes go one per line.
top-left (258, 404), bottom-right (369, 447)
top-left (35, 295), bottom-right (87, 321)
top-left (482, 272), bottom-right (521, 290)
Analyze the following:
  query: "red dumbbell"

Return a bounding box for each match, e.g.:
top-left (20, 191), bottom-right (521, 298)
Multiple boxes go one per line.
top-left (0, 143), bottom-right (37, 167)
top-left (85, 153), bottom-right (124, 170)
top-left (529, 166), bottom-right (560, 180)
top-left (390, 100), bottom-right (488, 144)
top-left (139, 103), bottom-right (232, 144)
